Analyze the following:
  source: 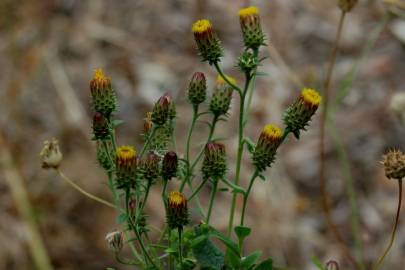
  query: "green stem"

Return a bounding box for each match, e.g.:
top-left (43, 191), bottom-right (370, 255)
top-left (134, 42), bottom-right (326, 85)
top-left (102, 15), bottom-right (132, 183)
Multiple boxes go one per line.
top-left (374, 179), bottom-right (403, 270)
top-left (206, 180), bottom-right (219, 224)
top-left (188, 178), bottom-right (209, 201)
top-left (221, 178), bottom-right (245, 194)
top-left (240, 170), bottom-right (259, 226)
top-left (140, 126), bottom-right (157, 158)
top-left (214, 62), bottom-right (242, 95)
top-left (178, 227), bottom-right (183, 268)
top-left (140, 181), bottom-right (152, 212)
top-left (186, 105), bottom-right (199, 166)
top-left (162, 180), bottom-right (168, 207)
top-left (227, 73), bottom-right (251, 236)
top-left (57, 170), bottom-right (116, 209)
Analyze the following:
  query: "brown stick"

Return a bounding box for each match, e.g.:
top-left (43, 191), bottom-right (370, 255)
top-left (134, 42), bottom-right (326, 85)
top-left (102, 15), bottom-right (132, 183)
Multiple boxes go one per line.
top-left (319, 11), bottom-right (360, 269)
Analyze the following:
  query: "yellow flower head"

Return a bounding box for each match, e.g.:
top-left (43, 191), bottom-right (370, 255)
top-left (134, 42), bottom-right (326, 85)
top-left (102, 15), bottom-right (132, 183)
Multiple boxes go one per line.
top-left (262, 124), bottom-right (282, 140)
top-left (116, 146), bottom-right (137, 168)
top-left (192, 19), bottom-right (212, 34)
top-left (239, 6), bottom-right (259, 18)
top-left (168, 191), bottom-right (187, 208)
top-left (301, 88), bottom-right (322, 107)
top-left (92, 69), bottom-right (110, 85)
top-left (216, 75), bottom-right (237, 86)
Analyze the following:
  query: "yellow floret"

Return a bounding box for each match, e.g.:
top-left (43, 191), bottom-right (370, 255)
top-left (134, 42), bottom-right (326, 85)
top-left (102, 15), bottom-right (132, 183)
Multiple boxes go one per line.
top-left (93, 68), bottom-right (108, 81)
top-left (192, 19), bottom-right (212, 33)
top-left (116, 146), bottom-right (136, 164)
top-left (301, 88), bottom-right (322, 106)
top-left (262, 124), bottom-right (282, 139)
top-left (216, 75), bottom-right (237, 86)
top-left (168, 191), bottom-right (186, 206)
top-left (239, 6), bottom-right (259, 18)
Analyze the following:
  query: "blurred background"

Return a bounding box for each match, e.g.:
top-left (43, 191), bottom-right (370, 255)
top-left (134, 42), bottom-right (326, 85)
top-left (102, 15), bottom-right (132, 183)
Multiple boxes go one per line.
top-left (0, 0), bottom-right (405, 269)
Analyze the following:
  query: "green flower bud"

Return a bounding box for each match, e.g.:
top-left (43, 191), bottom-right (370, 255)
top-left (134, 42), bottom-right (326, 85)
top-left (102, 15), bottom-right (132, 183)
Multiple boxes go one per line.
top-left (283, 88), bottom-right (322, 139)
top-left (166, 191), bottom-right (189, 229)
top-left (96, 141), bottom-right (113, 171)
top-left (202, 142), bottom-right (227, 181)
top-left (252, 124), bottom-right (283, 172)
top-left (162, 151), bottom-right (178, 181)
top-left (188, 72), bottom-right (207, 106)
top-left (115, 146), bottom-right (137, 189)
top-left (92, 112), bottom-right (109, 140)
top-left (209, 76), bottom-right (234, 117)
top-left (141, 152), bottom-right (161, 183)
top-left (89, 69), bottom-right (117, 118)
top-left (238, 51), bottom-right (259, 74)
top-left (192, 19), bottom-right (223, 65)
top-left (239, 6), bottom-right (266, 50)
top-left (151, 94), bottom-right (172, 126)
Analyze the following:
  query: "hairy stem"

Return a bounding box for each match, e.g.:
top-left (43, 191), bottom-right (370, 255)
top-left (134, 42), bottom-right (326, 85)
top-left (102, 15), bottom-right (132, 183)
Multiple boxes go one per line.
top-left (206, 180), bottom-right (219, 224)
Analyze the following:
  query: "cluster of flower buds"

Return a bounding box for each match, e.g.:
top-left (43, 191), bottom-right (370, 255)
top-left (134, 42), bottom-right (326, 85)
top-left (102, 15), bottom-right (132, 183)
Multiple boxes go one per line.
top-left (192, 19), bottom-right (223, 65)
top-left (202, 142), bottom-right (227, 181)
top-left (252, 124), bottom-right (283, 172)
top-left (338, 0), bottom-right (358, 12)
top-left (209, 75), bottom-right (235, 117)
top-left (162, 151), bottom-right (178, 181)
top-left (166, 191), bottom-right (189, 229)
top-left (283, 88), bottom-right (322, 139)
top-left (90, 69), bottom-right (117, 118)
top-left (115, 146), bottom-right (137, 189)
top-left (40, 138), bottom-right (63, 169)
top-left (141, 152), bottom-right (161, 183)
top-left (96, 142), bottom-right (113, 171)
top-left (105, 230), bottom-right (123, 254)
top-left (239, 6), bottom-right (266, 50)
top-left (151, 94), bottom-right (176, 126)
top-left (188, 72), bottom-right (207, 106)
top-left (382, 149), bottom-right (405, 180)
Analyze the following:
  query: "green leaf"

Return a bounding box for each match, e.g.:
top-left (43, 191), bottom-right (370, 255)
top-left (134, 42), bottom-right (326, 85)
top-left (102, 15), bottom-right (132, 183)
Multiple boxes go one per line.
top-left (219, 187), bottom-right (229, 192)
top-left (258, 174), bottom-right (266, 181)
top-left (192, 225), bottom-right (225, 269)
top-left (234, 226), bottom-right (251, 242)
top-left (244, 138), bottom-right (256, 154)
top-left (226, 248), bottom-right (241, 268)
top-left (116, 213), bottom-right (128, 224)
top-left (311, 256), bottom-right (326, 270)
top-left (191, 236), bottom-right (224, 269)
top-left (209, 229), bottom-right (240, 258)
top-left (242, 251), bottom-right (262, 269)
top-left (254, 258), bottom-right (273, 270)
top-left (112, 119), bottom-right (125, 128)
top-left (164, 247), bottom-right (177, 254)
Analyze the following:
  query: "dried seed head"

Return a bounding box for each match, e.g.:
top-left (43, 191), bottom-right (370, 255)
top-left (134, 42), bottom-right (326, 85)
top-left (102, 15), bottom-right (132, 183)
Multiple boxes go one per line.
top-left (239, 6), bottom-right (265, 50)
top-left (283, 88), bottom-right (321, 139)
top-left (105, 230), bottom-right (123, 253)
top-left (253, 124), bottom-right (283, 172)
top-left (382, 149), bottom-right (405, 180)
top-left (338, 0), bottom-right (358, 12)
top-left (143, 112), bottom-right (153, 134)
top-left (188, 72), bottom-right (207, 106)
top-left (192, 19), bottom-right (223, 65)
top-left (326, 260), bottom-right (339, 270)
top-left (89, 69), bottom-right (117, 117)
top-left (40, 138), bottom-right (63, 169)
top-left (162, 151), bottom-right (178, 181)
top-left (202, 142), bottom-right (227, 181)
top-left (115, 146), bottom-right (137, 188)
top-left (166, 191), bottom-right (189, 229)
